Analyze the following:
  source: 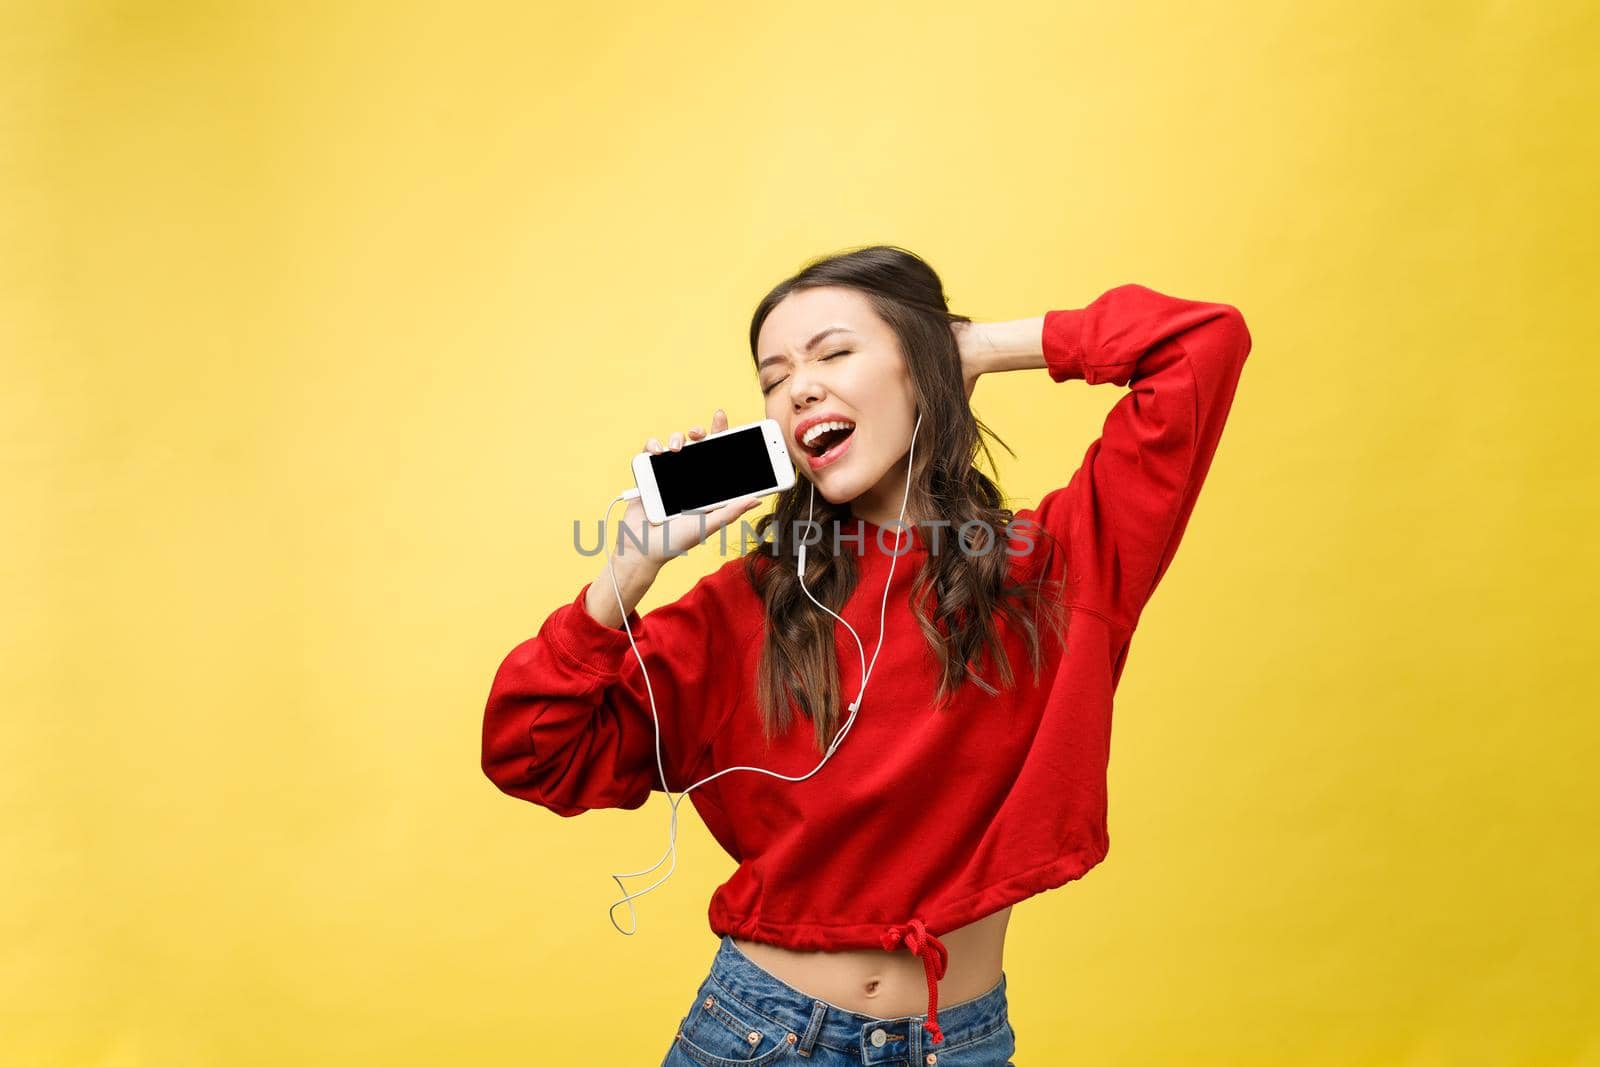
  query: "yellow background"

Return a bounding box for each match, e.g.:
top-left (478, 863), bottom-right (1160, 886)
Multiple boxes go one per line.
top-left (4, 2), bottom-right (1596, 1064)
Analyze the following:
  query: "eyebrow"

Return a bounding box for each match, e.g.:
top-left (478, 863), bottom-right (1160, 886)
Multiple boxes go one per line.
top-left (758, 326), bottom-right (855, 371)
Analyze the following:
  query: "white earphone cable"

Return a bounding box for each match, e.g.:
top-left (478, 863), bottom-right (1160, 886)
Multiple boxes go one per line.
top-left (598, 412), bottom-right (923, 934)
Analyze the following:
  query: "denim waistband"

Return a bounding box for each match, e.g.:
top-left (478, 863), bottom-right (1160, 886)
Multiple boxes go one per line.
top-left (701, 934), bottom-right (1009, 1060)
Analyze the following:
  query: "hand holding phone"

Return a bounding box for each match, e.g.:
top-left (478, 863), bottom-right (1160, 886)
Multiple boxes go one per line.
top-left (615, 408), bottom-right (792, 567)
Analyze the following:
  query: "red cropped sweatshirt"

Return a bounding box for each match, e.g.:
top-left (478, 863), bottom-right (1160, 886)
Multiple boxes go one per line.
top-left (482, 283), bottom-right (1251, 1043)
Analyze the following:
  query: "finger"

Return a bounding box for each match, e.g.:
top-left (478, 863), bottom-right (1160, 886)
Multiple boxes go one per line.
top-left (698, 502), bottom-right (748, 537)
top-left (646, 437), bottom-right (662, 453)
top-left (700, 495), bottom-right (752, 520)
top-left (723, 495), bottom-right (763, 520)
top-left (712, 408), bottom-right (728, 432)
top-left (687, 425), bottom-right (705, 439)
top-left (690, 495), bottom-right (758, 538)
top-left (669, 432), bottom-right (684, 450)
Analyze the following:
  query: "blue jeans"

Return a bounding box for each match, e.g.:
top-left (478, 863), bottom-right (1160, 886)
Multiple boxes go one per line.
top-left (661, 934), bottom-right (1018, 1067)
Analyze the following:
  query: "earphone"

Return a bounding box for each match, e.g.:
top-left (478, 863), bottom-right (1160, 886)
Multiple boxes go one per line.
top-left (598, 411), bottom-right (923, 934)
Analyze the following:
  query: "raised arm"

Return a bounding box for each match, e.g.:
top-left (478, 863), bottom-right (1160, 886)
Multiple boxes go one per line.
top-left (977, 283), bottom-right (1252, 632)
top-left (480, 558), bottom-right (743, 817)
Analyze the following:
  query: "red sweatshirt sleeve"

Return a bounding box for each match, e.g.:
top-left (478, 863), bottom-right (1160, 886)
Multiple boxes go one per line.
top-left (1028, 283), bottom-right (1252, 632)
top-left (480, 563), bottom-right (737, 817)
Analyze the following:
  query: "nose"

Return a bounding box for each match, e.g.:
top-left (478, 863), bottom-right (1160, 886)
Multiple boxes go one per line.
top-left (786, 360), bottom-right (827, 408)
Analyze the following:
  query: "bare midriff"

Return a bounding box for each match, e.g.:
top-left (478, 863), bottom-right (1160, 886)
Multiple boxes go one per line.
top-left (731, 906), bottom-right (1012, 1019)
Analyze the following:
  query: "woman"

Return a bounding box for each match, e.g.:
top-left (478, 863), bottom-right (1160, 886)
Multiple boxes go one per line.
top-left (482, 245), bottom-right (1252, 1066)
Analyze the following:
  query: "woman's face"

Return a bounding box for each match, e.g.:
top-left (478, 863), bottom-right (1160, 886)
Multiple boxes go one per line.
top-left (756, 286), bottom-right (918, 522)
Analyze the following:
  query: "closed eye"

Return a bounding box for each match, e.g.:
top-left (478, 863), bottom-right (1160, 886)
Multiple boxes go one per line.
top-left (760, 350), bottom-right (851, 395)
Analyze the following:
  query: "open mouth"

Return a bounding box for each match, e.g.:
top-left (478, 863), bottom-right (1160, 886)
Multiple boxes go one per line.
top-left (799, 419), bottom-right (856, 462)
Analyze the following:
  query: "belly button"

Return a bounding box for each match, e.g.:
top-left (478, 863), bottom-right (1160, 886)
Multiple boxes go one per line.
top-left (864, 978), bottom-right (880, 996)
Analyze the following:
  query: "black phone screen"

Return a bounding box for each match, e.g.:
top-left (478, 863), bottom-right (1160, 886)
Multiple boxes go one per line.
top-left (650, 425), bottom-right (780, 516)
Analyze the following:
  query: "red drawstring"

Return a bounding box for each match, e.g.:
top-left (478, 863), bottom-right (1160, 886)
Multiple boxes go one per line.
top-left (881, 917), bottom-right (949, 1045)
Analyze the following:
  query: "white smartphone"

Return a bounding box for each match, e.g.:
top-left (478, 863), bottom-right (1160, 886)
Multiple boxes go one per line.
top-left (631, 417), bottom-right (797, 525)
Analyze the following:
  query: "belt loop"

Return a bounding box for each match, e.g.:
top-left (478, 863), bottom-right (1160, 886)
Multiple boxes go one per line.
top-left (796, 999), bottom-right (828, 1057)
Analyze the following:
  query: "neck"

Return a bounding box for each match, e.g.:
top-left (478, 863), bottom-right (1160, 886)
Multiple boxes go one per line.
top-left (848, 454), bottom-right (920, 528)
top-left (849, 496), bottom-right (923, 530)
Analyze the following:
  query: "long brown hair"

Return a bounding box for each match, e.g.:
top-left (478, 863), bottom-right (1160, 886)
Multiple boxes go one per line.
top-left (741, 245), bottom-right (1071, 753)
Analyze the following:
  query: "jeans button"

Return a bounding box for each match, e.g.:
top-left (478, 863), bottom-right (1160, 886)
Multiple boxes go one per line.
top-left (871, 1028), bottom-right (887, 1047)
